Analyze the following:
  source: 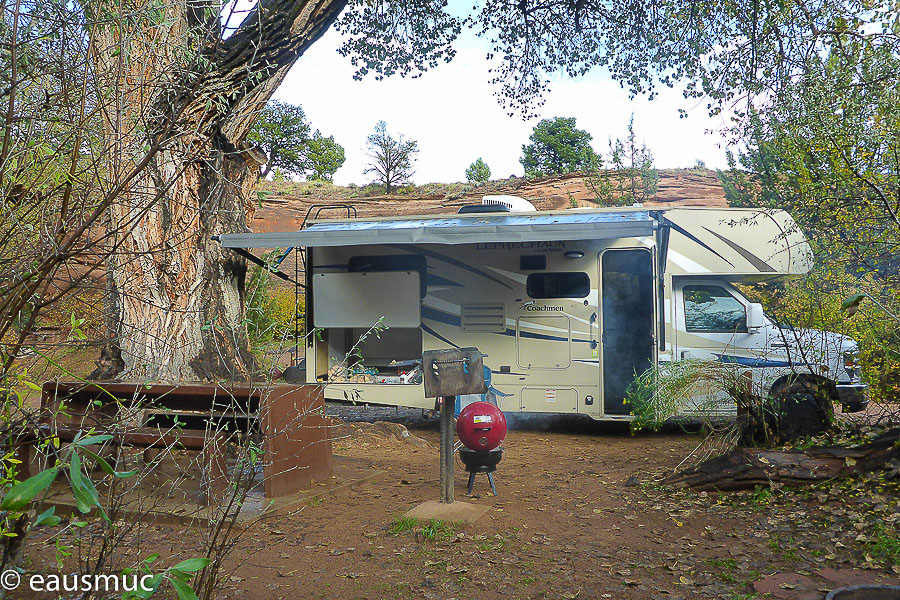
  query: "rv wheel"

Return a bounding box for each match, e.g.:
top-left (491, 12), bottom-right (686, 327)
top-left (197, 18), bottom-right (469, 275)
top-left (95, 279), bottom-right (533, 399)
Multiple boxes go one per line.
top-left (770, 381), bottom-right (834, 442)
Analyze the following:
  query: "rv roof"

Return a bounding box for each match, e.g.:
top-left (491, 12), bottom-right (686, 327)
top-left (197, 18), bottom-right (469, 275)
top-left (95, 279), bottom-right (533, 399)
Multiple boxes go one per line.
top-left (217, 209), bottom-right (655, 248)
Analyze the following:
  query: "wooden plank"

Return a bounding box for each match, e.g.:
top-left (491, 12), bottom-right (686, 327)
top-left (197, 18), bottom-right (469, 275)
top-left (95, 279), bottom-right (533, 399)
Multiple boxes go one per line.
top-left (40, 381), bottom-right (262, 415)
top-left (51, 426), bottom-right (211, 449)
top-left (262, 385), bottom-right (333, 498)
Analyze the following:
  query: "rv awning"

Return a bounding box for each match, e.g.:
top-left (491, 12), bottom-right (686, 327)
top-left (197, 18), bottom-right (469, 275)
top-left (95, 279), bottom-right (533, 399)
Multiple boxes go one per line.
top-left (217, 211), bottom-right (656, 248)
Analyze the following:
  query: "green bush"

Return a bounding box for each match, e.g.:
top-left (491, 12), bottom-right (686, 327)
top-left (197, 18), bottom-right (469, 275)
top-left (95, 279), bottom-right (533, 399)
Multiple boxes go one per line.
top-left (246, 264), bottom-right (276, 344)
top-left (246, 260), bottom-right (306, 345)
top-left (740, 267), bottom-right (899, 404)
top-left (271, 288), bottom-right (305, 339)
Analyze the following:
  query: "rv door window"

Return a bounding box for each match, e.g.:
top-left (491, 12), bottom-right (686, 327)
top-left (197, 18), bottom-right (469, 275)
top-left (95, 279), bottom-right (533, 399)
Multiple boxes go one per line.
top-left (526, 272), bottom-right (590, 299)
top-left (683, 285), bottom-right (748, 333)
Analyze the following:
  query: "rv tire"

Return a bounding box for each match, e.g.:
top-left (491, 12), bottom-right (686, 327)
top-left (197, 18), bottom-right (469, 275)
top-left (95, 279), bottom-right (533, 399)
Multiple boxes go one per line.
top-left (770, 381), bottom-right (834, 442)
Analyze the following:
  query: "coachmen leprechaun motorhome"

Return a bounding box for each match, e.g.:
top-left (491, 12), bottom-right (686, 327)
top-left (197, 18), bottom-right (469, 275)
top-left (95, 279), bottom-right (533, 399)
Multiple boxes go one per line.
top-left (216, 202), bottom-right (867, 420)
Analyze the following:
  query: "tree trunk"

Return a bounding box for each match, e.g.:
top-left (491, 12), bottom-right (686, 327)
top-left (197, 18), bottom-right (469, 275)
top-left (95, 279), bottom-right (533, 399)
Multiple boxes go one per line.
top-left (100, 140), bottom-right (262, 381)
top-left (91, 0), bottom-right (346, 381)
top-left (665, 428), bottom-right (900, 491)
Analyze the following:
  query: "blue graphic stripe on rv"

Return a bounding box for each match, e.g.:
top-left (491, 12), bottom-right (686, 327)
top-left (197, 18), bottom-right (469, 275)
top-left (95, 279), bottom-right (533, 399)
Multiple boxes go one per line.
top-left (389, 245), bottom-right (513, 289)
top-left (421, 306), bottom-right (461, 327)
top-left (668, 221), bottom-right (736, 268)
top-left (716, 354), bottom-right (790, 368)
top-left (702, 227), bottom-right (776, 272)
top-left (422, 305), bottom-right (592, 344)
top-left (421, 323), bottom-right (460, 348)
top-left (504, 328), bottom-right (570, 342)
top-left (425, 274), bottom-right (464, 288)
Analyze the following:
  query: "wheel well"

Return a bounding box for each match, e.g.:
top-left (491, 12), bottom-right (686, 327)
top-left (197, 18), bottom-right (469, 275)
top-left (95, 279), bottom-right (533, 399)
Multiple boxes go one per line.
top-left (769, 373), bottom-right (838, 404)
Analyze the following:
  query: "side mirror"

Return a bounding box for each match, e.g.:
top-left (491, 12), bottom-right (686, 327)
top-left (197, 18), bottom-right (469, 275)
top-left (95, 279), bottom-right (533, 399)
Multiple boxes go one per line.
top-left (747, 303), bottom-right (765, 332)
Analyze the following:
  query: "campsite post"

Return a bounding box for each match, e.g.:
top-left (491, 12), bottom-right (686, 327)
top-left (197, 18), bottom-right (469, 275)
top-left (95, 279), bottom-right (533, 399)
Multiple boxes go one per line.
top-left (422, 348), bottom-right (487, 505)
top-left (440, 396), bottom-right (454, 503)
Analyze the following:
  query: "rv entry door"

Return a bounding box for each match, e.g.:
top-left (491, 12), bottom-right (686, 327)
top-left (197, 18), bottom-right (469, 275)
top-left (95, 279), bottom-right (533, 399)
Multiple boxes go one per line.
top-left (600, 249), bottom-right (655, 415)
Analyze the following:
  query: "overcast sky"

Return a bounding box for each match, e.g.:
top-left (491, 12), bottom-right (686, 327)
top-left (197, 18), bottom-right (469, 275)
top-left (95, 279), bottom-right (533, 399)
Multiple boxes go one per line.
top-left (276, 23), bottom-right (735, 186)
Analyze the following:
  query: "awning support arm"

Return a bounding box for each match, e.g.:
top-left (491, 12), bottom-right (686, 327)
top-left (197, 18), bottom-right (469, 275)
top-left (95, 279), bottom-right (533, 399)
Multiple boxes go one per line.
top-left (224, 246), bottom-right (304, 289)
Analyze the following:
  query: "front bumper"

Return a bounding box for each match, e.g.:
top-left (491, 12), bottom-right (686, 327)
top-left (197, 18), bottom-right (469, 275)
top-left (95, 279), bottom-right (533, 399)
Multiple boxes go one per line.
top-left (836, 383), bottom-right (868, 412)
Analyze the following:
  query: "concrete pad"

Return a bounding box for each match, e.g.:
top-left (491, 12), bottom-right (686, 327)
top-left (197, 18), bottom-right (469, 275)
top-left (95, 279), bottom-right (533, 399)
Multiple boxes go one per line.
top-left (405, 500), bottom-right (491, 524)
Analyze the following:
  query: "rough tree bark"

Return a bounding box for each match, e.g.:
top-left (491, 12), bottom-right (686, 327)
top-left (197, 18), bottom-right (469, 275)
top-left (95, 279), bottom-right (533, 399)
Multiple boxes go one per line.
top-left (90, 0), bottom-right (347, 381)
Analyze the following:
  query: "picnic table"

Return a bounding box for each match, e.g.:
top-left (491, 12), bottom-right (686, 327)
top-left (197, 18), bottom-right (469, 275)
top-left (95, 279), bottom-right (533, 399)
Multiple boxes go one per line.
top-left (24, 381), bottom-right (333, 503)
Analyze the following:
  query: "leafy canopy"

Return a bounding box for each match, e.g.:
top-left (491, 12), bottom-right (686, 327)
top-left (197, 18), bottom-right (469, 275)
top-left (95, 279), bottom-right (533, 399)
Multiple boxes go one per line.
top-left (465, 158), bottom-right (491, 183)
top-left (520, 117), bottom-right (600, 177)
top-left (721, 41), bottom-right (899, 284)
top-left (718, 35), bottom-right (900, 402)
top-left (248, 101), bottom-right (345, 181)
top-left (334, 1), bottom-right (898, 119)
top-left (305, 132), bottom-right (346, 182)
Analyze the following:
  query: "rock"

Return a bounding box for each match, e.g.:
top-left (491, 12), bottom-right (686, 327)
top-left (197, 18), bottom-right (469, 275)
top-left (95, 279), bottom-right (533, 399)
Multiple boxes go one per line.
top-left (333, 421), bottom-right (432, 448)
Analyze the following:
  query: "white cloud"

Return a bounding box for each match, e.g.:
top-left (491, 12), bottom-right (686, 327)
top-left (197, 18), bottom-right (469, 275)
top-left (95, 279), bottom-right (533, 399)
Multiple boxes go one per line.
top-left (277, 27), bottom-right (734, 186)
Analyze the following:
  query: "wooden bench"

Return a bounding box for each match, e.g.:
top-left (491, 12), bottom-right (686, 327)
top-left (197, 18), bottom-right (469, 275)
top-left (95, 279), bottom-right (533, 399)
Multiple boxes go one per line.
top-left (19, 424), bottom-right (229, 504)
top-left (27, 381), bottom-right (332, 503)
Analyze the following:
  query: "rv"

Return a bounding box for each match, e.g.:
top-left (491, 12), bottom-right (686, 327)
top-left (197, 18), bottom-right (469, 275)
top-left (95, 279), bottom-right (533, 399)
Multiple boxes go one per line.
top-left (217, 203), bottom-right (867, 420)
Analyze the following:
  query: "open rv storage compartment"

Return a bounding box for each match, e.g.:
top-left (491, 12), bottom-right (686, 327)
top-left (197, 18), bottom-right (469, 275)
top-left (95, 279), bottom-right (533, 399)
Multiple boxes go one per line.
top-left (311, 270), bottom-right (424, 385)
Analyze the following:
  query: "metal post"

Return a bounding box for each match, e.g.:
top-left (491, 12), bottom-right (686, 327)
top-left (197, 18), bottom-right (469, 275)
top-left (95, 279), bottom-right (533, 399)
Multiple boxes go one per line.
top-left (439, 396), bottom-right (455, 504)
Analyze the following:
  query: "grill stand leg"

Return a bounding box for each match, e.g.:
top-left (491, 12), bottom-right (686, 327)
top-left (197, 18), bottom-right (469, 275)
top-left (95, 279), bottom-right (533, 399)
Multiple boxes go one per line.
top-left (467, 472), bottom-right (476, 495)
top-left (487, 472), bottom-right (497, 496)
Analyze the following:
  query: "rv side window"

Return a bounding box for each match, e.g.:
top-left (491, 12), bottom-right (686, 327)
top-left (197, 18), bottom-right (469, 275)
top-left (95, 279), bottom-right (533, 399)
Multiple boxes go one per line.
top-left (526, 272), bottom-right (590, 299)
top-left (683, 285), bottom-right (748, 333)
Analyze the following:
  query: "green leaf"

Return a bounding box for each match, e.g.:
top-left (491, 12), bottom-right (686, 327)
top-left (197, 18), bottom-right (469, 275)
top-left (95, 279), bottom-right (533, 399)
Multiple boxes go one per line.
top-left (33, 506), bottom-right (61, 528)
top-left (143, 553), bottom-right (160, 565)
top-left (80, 473), bottom-right (107, 521)
top-left (1, 467), bottom-right (59, 511)
top-left (69, 452), bottom-right (95, 514)
top-left (171, 558), bottom-right (210, 573)
top-left (134, 573), bottom-right (163, 599)
top-left (70, 479), bottom-right (92, 513)
top-left (81, 448), bottom-right (136, 478)
top-left (841, 294), bottom-right (866, 312)
top-left (73, 434), bottom-right (113, 447)
top-left (69, 451), bottom-right (83, 487)
top-left (170, 578), bottom-right (199, 600)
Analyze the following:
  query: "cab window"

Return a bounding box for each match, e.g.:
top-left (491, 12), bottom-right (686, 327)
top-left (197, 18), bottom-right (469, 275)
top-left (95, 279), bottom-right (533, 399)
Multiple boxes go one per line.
top-left (683, 285), bottom-right (747, 333)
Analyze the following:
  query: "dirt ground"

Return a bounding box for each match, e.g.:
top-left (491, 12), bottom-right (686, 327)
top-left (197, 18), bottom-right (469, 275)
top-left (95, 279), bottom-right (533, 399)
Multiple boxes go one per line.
top-left (21, 410), bottom-right (899, 600)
